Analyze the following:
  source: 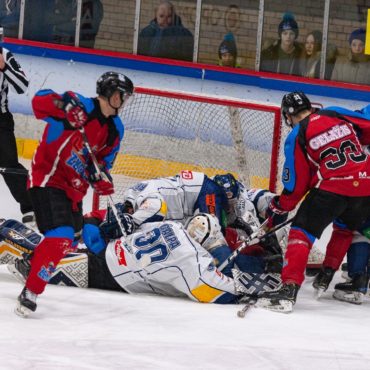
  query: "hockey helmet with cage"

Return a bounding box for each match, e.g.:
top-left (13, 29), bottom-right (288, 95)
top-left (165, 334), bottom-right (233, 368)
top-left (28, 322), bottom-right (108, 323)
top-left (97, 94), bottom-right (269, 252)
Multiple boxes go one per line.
top-left (281, 91), bottom-right (311, 127)
top-left (96, 71), bottom-right (134, 101)
top-left (185, 213), bottom-right (224, 251)
top-left (213, 173), bottom-right (240, 200)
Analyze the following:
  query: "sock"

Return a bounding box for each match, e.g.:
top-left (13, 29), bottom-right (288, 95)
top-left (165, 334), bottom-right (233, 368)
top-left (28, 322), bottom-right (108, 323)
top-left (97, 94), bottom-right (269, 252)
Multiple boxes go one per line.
top-left (25, 237), bottom-right (72, 294)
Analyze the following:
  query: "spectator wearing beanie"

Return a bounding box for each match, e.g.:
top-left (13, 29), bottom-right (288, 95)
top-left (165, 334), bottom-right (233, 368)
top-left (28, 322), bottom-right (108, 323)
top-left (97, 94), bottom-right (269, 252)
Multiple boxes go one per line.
top-left (218, 33), bottom-right (238, 68)
top-left (260, 12), bottom-right (302, 75)
top-left (331, 28), bottom-right (370, 84)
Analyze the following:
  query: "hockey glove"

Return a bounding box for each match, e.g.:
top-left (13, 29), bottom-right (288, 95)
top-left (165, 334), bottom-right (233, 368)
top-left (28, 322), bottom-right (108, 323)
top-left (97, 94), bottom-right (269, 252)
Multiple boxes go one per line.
top-left (88, 166), bottom-right (114, 196)
top-left (265, 196), bottom-right (288, 229)
top-left (100, 211), bottom-right (135, 240)
top-left (62, 91), bottom-right (88, 129)
top-left (229, 217), bottom-right (253, 237)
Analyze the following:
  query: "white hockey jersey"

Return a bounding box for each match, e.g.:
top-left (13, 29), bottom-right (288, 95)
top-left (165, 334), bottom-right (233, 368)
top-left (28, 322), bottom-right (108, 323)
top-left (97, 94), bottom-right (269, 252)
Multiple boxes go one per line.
top-left (105, 221), bottom-right (237, 303)
top-left (123, 171), bottom-right (206, 226)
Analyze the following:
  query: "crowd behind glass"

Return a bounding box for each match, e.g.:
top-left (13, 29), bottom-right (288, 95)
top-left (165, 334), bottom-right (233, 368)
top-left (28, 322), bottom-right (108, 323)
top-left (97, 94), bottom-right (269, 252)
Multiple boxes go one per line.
top-left (1, 0), bottom-right (369, 86)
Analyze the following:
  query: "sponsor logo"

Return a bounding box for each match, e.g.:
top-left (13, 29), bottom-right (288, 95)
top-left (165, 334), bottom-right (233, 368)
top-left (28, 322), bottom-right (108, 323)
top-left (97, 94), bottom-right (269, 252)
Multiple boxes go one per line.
top-left (309, 124), bottom-right (351, 150)
top-left (37, 263), bottom-right (56, 282)
top-left (181, 170), bottom-right (193, 180)
top-left (359, 171), bottom-right (368, 178)
top-left (114, 240), bottom-right (127, 266)
top-left (8, 231), bottom-right (23, 240)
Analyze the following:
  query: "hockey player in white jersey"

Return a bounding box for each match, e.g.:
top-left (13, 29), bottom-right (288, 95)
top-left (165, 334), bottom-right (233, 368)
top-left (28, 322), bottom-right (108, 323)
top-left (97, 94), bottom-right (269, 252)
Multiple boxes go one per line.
top-left (122, 170), bottom-right (229, 228)
top-left (3, 215), bottom-right (281, 308)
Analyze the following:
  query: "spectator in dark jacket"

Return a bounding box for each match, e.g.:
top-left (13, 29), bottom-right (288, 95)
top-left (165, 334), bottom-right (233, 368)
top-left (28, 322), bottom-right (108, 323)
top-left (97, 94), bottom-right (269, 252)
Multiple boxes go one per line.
top-left (331, 28), bottom-right (370, 85)
top-left (260, 13), bottom-right (302, 75)
top-left (138, 0), bottom-right (194, 62)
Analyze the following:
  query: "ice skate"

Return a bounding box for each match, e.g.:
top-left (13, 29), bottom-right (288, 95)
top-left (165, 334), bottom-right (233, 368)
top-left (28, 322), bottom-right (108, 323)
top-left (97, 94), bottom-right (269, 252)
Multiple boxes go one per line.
top-left (312, 267), bottom-right (335, 299)
top-left (7, 256), bottom-right (31, 284)
top-left (15, 287), bottom-right (37, 318)
top-left (256, 283), bottom-right (299, 313)
top-left (333, 274), bottom-right (369, 305)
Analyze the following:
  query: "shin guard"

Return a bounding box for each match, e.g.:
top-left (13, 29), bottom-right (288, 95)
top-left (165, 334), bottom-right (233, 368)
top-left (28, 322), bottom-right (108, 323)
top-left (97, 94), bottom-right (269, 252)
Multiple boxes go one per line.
top-left (25, 237), bottom-right (72, 294)
top-left (282, 228), bottom-right (313, 286)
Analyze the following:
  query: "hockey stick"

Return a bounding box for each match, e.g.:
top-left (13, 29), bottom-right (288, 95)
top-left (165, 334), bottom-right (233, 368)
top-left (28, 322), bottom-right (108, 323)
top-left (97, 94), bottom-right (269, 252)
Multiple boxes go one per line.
top-left (218, 217), bottom-right (293, 272)
top-left (79, 127), bottom-right (128, 238)
top-left (0, 167), bottom-right (28, 175)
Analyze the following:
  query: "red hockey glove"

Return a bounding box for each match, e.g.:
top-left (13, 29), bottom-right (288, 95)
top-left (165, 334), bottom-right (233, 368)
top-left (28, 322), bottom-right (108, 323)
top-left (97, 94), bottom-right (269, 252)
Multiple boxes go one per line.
top-left (62, 91), bottom-right (88, 129)
top-left (88, 166), bottom-right (114, 196)
top-left (265, 196), bottom-right (288, 229)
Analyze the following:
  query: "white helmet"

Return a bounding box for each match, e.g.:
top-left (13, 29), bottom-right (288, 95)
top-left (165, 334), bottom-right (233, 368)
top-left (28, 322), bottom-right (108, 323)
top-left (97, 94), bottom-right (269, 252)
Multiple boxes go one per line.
top-left (185, 213), bottom-right (225, 251)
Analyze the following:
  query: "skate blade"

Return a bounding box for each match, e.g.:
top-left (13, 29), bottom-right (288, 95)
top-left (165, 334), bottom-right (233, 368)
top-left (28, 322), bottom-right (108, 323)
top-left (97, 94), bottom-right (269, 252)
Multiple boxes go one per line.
top-left (7, 264), bottom-right (26, 284)
top-left (314, 287), bottom-right (325, 300)
top-left (333, 290), bottom-right (364, 305)
top-left (14, 302), bottom-right (32, 318)
top-left (255, 298), bottom-right (293, 313)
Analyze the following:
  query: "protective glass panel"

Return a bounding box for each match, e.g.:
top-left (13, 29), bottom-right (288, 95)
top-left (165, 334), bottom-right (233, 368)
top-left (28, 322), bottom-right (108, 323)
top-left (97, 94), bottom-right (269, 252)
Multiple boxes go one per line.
top-left (138, 0), bottom-right (196, 62)
top-left (23, 0), bottom-right (77, 45)
top-left (0, 0), bottom-right (20, 38)
top-left (92, 0), bottom-right (134, 52)
top-left (327, 0), bottom-right (370, 85)
top-left (260, 1), bottom-right (325, 78)
top-left (198, 0), bottom-right (259, 70)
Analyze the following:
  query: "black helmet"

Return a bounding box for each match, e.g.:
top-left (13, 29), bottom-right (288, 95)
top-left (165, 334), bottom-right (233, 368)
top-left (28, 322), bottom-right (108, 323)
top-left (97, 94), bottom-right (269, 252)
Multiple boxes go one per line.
top-left (213, 173), bottom-right (240, 200)
top-left (96, 71), bottom-right (134, 99)
top-left (281, 92), bottom-right (311, 127)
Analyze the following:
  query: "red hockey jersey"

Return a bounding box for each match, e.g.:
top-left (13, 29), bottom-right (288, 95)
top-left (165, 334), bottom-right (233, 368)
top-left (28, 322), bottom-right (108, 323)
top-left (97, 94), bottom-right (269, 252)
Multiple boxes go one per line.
top-left (28, 89), bottom-right (124, 204)
top-left (279, 109), bottom-right (370, 211)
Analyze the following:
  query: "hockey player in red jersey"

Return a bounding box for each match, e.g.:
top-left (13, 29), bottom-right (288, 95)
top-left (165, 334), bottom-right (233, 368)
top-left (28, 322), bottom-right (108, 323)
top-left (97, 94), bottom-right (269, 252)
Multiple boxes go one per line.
top-left (15, 71), bottom-right (134, 317)
top-left (258, 91), bottom-right (370, 313)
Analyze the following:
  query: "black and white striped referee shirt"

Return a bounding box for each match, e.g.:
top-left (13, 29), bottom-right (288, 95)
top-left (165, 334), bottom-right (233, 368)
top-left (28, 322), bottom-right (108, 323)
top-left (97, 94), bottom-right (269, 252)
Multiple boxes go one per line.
top-left (0, 46), bottom-right (29, 114)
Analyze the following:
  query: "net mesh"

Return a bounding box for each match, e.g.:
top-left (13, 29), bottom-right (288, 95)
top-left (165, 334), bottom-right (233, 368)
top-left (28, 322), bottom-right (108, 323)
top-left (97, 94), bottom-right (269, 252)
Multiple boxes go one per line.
top-left (95, 88), bottom-right (284, 209)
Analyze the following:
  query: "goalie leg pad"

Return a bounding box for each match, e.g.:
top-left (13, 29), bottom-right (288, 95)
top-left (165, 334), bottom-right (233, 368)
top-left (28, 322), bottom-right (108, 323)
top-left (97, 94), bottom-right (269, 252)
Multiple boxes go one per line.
top-left (232, 268), bottom-right (281, 296)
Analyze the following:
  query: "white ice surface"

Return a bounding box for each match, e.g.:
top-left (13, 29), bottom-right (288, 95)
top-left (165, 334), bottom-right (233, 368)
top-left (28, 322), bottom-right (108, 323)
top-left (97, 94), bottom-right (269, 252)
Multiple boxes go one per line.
top-left (1, 164), bottom-right (370, 370)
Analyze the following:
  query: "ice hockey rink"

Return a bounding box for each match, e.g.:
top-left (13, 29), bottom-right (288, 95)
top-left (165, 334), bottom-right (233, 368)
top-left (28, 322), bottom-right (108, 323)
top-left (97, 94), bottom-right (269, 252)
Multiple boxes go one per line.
top-left (1, 163), bottom-right (370, 370)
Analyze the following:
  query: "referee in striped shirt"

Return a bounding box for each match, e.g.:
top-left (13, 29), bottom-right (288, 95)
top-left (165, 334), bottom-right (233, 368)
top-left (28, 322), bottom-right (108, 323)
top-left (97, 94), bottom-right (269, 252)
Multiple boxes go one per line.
top-left (0, 26), bottom-right (33, 222)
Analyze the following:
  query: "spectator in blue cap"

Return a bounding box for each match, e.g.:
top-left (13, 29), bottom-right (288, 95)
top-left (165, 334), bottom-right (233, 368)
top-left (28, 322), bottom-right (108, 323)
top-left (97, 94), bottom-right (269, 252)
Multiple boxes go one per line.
top-left (218, 33), bottom-right (239, 68)
top-left (260, 13), bottom-right (302, 75)
top-left (331, 28), bottom-right (370, 85)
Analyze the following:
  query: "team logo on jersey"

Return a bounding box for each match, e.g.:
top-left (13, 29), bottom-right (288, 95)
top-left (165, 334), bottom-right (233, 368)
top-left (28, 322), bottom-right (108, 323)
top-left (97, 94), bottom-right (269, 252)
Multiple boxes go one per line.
top-left (181, 170), bottom-right (193, 180)
top-left (131, 183), bottom-right (148, 192)
top-left (67, 151), bottom-right (85, 176)
top-left (114, 240), bottom-right (127, 266)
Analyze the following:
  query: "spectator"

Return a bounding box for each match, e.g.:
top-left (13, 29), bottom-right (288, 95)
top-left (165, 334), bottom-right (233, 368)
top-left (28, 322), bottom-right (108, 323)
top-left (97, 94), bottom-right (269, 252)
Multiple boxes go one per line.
top-left (138, 0), bottom-right (194, 62)
top-left (260, 12), bottom-right (302, 75)
top-left (331, 28), bottom-right (370, 85)
top-left (299, 30), bottom-right (322, 78)
top-left (218, 33), bottom-right (239, 68)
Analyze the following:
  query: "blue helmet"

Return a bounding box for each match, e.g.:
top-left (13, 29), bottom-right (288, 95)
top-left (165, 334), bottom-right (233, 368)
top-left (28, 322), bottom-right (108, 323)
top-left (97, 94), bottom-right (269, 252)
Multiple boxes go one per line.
top-left (213, 173), bottom-right (240, 199)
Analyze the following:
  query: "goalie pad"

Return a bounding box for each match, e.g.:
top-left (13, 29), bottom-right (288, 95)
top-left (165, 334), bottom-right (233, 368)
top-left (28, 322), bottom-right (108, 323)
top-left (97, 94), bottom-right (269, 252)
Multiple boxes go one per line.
top-left (0, 219), bottom-right (88, 288)
top-left (232, 268), bottom-right (282, 296)
top-left (0, 219), bottom-right (41, 264)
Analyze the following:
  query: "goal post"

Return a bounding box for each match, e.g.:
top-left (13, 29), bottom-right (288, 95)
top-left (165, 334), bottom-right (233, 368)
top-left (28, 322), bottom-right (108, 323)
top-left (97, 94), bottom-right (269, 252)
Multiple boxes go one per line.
top-left (93, 87), bottom-right (284, 210)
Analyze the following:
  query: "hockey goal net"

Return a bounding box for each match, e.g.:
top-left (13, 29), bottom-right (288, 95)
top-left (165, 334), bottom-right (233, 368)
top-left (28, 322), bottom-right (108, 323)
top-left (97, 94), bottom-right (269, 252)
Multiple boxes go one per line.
top-left (93, 87), bottom-right (286, 210)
